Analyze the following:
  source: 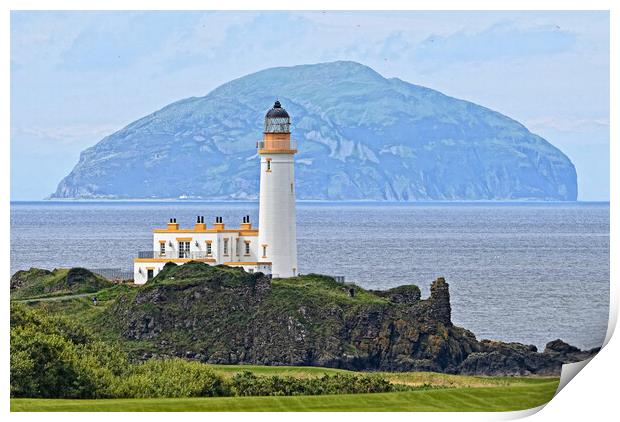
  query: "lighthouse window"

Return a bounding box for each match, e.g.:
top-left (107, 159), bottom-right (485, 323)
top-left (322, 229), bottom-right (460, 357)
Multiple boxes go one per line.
top-left (262, 245), bottom-right (267, 258)
top-left (266, 159), bottom-right (271, 172)
top-left (245, 241), bottom-right (251, 255)
top-left (206, 242), bottom-right (212, 256)
top-left (223, 239), bottom-right (229, 255)
top-left (159, 242), bottom-right (166, 256)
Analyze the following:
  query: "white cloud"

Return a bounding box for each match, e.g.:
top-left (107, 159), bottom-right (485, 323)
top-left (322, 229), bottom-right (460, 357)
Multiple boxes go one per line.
top-left (525, 116), bottom-right (609, 135)
top-left (10, 11), bottom-right (94, 68)
top-left (12, 123), bottom-right (120, 146)
top-left (413, 21), bottom-right (577, 64)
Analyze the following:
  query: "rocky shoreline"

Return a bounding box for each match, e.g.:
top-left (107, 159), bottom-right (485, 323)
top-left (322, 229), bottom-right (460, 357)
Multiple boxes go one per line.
top-left (94, 263), bottom-right (598, 375)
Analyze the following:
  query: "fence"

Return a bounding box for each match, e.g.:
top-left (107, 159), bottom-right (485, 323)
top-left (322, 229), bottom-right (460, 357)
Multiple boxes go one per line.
top-left (90, 268), bottom-right (133, 281)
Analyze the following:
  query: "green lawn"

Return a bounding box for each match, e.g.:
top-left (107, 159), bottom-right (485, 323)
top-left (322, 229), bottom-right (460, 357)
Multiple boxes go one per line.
top-left (11, 379), bottom-right (559, 412)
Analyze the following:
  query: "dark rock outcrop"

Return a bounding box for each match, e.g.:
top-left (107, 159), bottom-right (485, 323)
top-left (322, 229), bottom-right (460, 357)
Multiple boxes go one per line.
top-left (100, 262), bottom-right (596, 375)
top-left (371, 285), bottom-right (421, 304)
top-left (543, 339), bottom-right (600, 363)
top-left (428, 277), bottom-right (451, 326)
top-left (458, 339), bottom-right (600, 376)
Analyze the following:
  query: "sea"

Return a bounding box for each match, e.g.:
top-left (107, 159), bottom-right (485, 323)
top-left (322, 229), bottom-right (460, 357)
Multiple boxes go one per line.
top-left (10, 201), bottom-right (609, 351)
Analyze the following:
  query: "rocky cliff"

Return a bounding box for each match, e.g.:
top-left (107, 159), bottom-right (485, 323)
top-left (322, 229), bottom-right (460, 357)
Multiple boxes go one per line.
top-left (99, 262), bottom-right (595, 375)
top-left (51, 61), bottom-right (577, 201)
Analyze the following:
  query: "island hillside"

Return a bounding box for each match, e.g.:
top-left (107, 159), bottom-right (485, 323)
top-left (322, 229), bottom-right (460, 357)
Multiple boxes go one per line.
top-left (51, 61), bottom-right (577, 201)
top-left (11, 262), bottom-right (596, 376)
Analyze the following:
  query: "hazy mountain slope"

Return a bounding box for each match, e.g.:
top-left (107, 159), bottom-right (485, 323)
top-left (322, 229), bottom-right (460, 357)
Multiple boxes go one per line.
top-left (51, 61), bottom-right (577, 200)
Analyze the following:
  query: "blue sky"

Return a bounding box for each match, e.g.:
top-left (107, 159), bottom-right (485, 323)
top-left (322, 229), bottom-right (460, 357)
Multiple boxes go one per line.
top-left (10, 10), bottom-right (609, 200)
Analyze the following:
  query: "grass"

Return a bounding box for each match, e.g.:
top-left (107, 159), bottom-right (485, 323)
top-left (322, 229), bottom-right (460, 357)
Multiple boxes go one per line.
top-left (10, 380), bottom-right (559, 412)
top-left (205, 364), bottom-right (557, 390)
top-left (16, 284), bottom-right (136, 344)
top-left (10, 364), bottom-right (560, 412)
top-left (10, 268), bottom-right (114, 300)
top-left (206, 364), bottom-right (350, 378)
top-left (377, 372), bottom-right (556, 389)
top-left (15, 283), bottom-right (134, 310)
top-left (203, 364), bottom-right (554, 388)
top-left (272, 274), bottom-right (388, 305)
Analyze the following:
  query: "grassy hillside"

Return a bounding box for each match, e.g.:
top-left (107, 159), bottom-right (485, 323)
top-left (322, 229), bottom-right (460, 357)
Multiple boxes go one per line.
top-left (10, 267), bottom-right (114, 300)
top-left (11, 378), bottom-right (559, 411)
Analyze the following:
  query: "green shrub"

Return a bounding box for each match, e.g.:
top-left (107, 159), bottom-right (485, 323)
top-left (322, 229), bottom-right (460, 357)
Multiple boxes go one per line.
top-left (229, 371), bottom-right (396, 397)
top-left (10, 327), bottom-right (75, 398)
top-left (10, 303), bottom-right (125, 398)
top-left (111, 358), bottom-right (228, 398)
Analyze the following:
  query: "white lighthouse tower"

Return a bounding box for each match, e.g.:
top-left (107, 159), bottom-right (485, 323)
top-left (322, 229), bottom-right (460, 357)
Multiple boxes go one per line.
top-left (257, 101), bottom-right (298, 278)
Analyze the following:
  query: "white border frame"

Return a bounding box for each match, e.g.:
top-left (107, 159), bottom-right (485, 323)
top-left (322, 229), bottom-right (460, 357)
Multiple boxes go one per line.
top-left (2, 1), bottom-right (616, 421)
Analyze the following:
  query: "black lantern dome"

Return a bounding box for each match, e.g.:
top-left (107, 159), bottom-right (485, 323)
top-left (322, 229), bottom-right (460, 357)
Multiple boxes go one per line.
top-left (264, 101), bottom-right (290, 133)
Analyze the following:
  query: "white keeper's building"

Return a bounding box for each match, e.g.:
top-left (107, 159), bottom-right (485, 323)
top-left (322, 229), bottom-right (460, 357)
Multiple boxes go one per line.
top-left (133, 101), bottom-right (298, 284)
